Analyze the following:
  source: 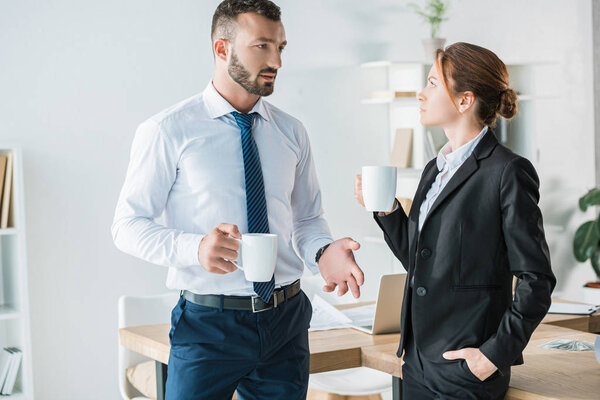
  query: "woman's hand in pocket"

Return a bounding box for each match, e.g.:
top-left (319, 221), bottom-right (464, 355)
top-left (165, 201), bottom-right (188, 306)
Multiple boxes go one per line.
top-left (354, 174), bottom-right (365, 207)
top-left (443, 348), bottom-right (498, 381)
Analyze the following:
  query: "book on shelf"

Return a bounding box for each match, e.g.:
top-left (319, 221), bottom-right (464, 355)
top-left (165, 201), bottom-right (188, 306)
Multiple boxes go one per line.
top-left (369, 90), bottom-right (417, 100)
top-left (390, 128), bottom-right (413, 168)
top-left (0, 152), bottom-right (13, 229)
top-left (425, 130), bottom-right (437, 160)
top-left (0, 349), bottom-right (11, 393)
top-left (398, 198), bottom-right (413, 215)
top-left (0, 347), bottom-right (22, 395)
top-left (0, 156), bottom-right (7, 211)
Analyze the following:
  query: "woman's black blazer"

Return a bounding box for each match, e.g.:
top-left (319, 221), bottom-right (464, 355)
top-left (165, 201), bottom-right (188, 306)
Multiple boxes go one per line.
top-left (374, 129), bottom-right (556, 370)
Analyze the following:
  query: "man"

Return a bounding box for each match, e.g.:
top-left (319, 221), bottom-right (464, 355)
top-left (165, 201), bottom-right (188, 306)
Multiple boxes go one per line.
top-left (111, 1), bottom-right (364, 399)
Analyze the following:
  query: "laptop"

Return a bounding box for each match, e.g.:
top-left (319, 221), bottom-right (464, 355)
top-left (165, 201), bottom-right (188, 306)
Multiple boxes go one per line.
top-left (348, 273), bottom-right (406, 335)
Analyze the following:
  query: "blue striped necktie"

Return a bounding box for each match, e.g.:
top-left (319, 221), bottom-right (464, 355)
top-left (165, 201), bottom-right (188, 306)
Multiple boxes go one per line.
top-left (232, 111), bottom-right (275, 303)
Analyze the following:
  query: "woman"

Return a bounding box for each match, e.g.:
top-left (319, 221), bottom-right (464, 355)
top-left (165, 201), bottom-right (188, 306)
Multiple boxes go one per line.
top-left (354, 43), bottom-right (556, 399)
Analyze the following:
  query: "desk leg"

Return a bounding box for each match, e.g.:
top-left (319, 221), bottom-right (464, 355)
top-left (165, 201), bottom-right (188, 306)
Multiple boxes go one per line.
top-left (392, 376), bottom-right (402, 400)
top-left (155, 361), bottom-right (168, 400)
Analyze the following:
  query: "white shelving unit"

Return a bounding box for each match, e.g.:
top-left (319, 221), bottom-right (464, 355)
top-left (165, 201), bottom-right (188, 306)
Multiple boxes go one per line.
top-left (360, 60), bottom-right (558, 194)
top-left (0, 146), bottom-right (33, 398)
top-left (359, 60), bottom-right (558, 272)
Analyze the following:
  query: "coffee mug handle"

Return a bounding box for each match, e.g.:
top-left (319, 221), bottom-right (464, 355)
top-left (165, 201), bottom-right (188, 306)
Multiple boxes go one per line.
top-left (230, 238), bottom-right (243, 270)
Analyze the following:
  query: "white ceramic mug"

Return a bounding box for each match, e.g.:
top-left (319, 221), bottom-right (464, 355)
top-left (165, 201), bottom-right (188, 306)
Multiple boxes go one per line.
top-left (233, 233), bottom-right (277, 282)
top-left (362, 166), bottom-right (397, 212)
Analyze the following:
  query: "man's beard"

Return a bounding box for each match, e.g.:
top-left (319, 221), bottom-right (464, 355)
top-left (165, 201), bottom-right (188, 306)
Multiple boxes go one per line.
top-left (228, 51), bottom-right (276, 96)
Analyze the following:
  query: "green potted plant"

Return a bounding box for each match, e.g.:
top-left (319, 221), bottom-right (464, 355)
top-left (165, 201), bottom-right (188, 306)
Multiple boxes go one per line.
top-left (408, 0), bottom-right (451, 61)
top-left (573, 188), bottom-right (600, 304)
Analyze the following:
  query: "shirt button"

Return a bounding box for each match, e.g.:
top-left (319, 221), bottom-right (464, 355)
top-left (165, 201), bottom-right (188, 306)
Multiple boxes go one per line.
top-left (420, 248), bottom-right (432, 259)
top-left (417, 287), bottom-right (427, 296)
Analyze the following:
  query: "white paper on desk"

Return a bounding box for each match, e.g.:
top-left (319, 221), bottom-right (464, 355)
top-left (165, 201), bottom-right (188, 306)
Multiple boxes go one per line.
top-left (548, 303), bottom-right (600, 315)
top-left (340, 304), bottom-right (376, 327)
top-left (308, 295), bottom-right (352, 332)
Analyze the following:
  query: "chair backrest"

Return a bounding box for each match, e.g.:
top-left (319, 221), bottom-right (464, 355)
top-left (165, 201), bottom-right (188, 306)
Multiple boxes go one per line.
top-left (301, 274), bottom-right (349, 305)
top-left (118, 292), bottom-right (179, 400)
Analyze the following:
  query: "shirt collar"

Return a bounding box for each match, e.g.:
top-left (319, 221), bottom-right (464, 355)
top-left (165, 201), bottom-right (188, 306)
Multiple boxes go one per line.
top-left (436, 126), bottom-right (489, 171)
top-left (203, 81), bottom-right (271, 122)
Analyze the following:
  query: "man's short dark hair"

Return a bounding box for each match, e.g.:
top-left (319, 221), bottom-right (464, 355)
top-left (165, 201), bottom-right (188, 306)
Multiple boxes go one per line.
top-left (211, 0), bottom-right (281, 42)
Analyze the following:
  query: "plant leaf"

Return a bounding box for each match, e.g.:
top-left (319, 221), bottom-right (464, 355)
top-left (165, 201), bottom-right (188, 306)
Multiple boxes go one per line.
top-left (591, 246), bottom-right (600, 281)
top-left (573, 221), bottom-right (599, 262)
top-left (579, 188), bottom-right (600, 211)
top-left (408, 0), bottom-right (450, 37)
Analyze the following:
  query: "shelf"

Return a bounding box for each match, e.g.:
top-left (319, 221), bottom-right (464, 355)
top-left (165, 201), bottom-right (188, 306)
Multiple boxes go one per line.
top-left (397, 168), bottom-right (423, 178)
top-left (361, 60), bottom-right (558, 69)
top-left (363, 236), bottom-right (386, 245)
top-left (1, 392), bottom-right (27, 399)
top-left (360, 60), bottom-right (431, 69)
top-left (0, 145), bottom-right (32, 397)
top-left (360, 60), bottom-right (392, 69)
top-left (517, 94), bottom-right (558, 101)
top-left (362, 94), bottom-right (557, 105)
top-left (503, 60), bottom-right (559, 66)
top-left (544, 224), bottom-right (566, 233)
top-left (0, 306), bottom-right (21, 320)
top-left (361, 97), bottom-right (418, 105)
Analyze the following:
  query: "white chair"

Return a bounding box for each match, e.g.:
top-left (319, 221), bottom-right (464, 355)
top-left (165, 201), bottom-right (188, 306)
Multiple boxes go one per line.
top-left (118, 292), bottom-right (179, 400)
top-left (309, 368), bottom-right (392, 399)
top-left (301, 275), bottom-right (392, 400)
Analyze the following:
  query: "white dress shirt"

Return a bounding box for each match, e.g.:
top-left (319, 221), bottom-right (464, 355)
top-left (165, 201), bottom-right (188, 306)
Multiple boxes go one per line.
top-left (418, 126), bottom-right (489, 231)
top-left (112, 82), bottom-right (333, 295)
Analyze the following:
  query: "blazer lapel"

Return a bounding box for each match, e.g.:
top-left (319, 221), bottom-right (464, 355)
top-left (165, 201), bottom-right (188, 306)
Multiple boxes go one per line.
top-left (407, 161), bottom-right (438, 255)
top-left (425, 156), bottom-right (478, 221)
top-left (420, 130), bottom-right (500, 231)
top-left (409, 161), bottom-right (438, 221)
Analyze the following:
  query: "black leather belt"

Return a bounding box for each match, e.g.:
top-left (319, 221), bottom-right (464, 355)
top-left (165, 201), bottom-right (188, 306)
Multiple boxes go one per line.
top-left (182, 280), bottom-right (301, 313)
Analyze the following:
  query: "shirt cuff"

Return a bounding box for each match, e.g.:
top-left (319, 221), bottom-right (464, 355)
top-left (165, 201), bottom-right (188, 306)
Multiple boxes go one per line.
top-left (305, 237), bottom-right (334, 275)
top-left (176, 232), bottom-right (204, 267)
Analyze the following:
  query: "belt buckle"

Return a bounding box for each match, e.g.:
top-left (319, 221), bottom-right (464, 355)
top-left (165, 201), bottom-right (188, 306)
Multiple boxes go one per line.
top-left (251, 295), bottom-right (274, 313)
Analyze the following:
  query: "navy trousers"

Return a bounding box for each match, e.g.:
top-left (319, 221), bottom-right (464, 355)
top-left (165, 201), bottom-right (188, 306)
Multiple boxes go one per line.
top-left (165, 290), bottom-right (313, 400)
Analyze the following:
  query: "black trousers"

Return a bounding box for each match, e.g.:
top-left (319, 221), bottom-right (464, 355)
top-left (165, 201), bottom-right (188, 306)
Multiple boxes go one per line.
top-left (402, 327), bottom-right (510, 399)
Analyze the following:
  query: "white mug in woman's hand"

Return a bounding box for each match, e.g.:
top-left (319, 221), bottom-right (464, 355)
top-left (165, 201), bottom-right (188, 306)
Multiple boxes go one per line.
top-left (232, 233), bottom-right (278, 282)
top-left (362, 166), bottom-right (397, 212)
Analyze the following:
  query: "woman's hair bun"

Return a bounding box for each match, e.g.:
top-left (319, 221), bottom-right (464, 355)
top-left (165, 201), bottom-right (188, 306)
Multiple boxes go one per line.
top-left (497, 88), bottom-right (518, 119)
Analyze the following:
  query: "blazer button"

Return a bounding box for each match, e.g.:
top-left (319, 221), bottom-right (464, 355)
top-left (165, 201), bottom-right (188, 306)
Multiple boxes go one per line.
top-left (417, 287), bottom-right (427, 296)
top-left (420, 248), bottom-right (432, 259)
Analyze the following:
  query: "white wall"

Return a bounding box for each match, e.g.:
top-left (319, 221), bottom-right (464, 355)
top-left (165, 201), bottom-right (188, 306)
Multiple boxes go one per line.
top-left (0, 0), bottom-right (595, 398)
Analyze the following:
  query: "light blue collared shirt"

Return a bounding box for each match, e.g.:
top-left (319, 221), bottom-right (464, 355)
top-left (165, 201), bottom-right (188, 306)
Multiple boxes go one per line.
top-left (112, 82), bottom-right (333, 295)
top-left (418, 126), bottom-right (489, 231)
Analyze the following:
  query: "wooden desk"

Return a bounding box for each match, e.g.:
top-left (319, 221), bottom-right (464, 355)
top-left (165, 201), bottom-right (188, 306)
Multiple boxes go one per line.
top-left (543, 298), bottom-right (600, 333)
top-left (361, 324), bottom-right (600, 400)
top-left (119, 300), bottom-right (600, 400)
top-left (119, 323), bottom-right (400, 400)
top-left (118, 323), bottom-right (399, 374)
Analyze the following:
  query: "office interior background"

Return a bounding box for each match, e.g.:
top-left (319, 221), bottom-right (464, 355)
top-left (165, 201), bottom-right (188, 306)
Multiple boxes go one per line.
top-left (0, 0), bottom-right (599, 398)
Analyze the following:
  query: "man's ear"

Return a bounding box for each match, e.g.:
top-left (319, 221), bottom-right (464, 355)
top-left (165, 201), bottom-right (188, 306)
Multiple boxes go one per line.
top-left (457, 91), bottom-right (476, 113)
top-left (213, 38), bottom-right (229, 62)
